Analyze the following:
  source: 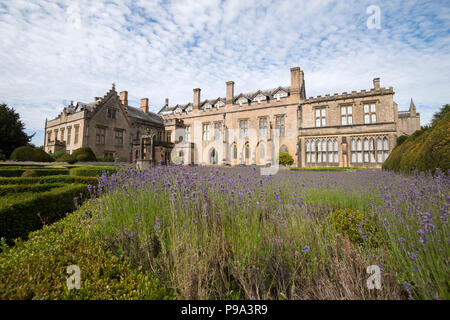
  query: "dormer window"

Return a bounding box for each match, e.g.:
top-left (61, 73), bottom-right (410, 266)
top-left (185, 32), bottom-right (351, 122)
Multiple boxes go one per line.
top-left (273, 90), bottom-right (288, 101)
top-left (214, 101), bottom-right (224, 108)
top-left (253, 95), bottom-right (267, 104)
top-left (237, 98), bottom-right (248, 106)
top-left (203, 103), bottom-right (212, 110)
top-left (186, 105), bottom-right (192, 112)
top-left (174, 108), bottom-right (182, 114)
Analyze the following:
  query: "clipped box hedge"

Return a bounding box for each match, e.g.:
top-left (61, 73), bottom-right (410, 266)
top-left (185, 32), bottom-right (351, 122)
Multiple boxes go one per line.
top-left (0, 175), bottom-right (99, 186)
top-left (0, 205), bottom-right (174, 299)
top-left (69, 166), bottom-right (119, 177)
top-left (0, 168), bottom-right (69, 177)
top-left (0, 183), bottom-right (65, 196)
top-left (0, 184), bottom-right (91, 243)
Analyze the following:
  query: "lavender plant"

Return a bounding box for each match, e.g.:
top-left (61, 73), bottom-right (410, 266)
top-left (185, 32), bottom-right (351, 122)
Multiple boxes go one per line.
top-left (86, 165), bottom-right (449, 300)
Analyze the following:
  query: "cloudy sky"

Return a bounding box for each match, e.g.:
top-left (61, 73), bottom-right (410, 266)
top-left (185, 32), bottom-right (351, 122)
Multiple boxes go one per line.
top-left (0, 0), bottom-right (449, 146)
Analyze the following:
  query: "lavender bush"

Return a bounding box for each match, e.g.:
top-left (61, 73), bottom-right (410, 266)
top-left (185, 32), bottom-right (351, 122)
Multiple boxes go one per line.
top-left (85, 165), bottom-right (449, 300)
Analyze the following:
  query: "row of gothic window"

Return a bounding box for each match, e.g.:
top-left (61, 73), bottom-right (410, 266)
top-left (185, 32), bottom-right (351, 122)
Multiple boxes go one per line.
top-left (305, 136), bottom-right (390, 164)
top-left (350, 137), bottom-right (389, 163)
top-left (305, 139), bottom-right (339, 163)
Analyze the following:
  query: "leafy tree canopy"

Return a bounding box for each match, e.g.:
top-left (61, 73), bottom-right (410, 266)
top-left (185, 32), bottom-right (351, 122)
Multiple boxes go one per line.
top-left (431, 104), bottom-right (450, 126)
top-left (0, 103), bottom-right (33, 159)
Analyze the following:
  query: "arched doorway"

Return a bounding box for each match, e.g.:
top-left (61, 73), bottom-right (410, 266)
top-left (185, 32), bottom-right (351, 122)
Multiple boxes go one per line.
top-left (209, 148), bottom-right (218, 164)
top-left (257, 142), bottom-right (265, 165)
top-left (244, 143), bottom-right (250, 165)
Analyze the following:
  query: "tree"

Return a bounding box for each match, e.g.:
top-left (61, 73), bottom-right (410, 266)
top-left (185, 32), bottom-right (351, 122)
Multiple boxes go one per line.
top-left (431, 104), bottom-right (450, 126)
top-left (278, 152), bottom-right (294, 166)
top-left (0, 103), bottom-right (33, 159)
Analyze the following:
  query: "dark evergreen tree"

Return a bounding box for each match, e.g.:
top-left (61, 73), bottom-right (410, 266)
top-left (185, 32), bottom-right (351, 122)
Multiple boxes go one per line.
top-left (0, 103), bottom-right (33, 159)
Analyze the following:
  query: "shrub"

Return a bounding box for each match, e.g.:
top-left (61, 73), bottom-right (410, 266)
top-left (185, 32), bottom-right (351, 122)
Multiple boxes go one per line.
top-left (0, 150), bottom-right (6, 161)
top-left (57, 153), bottom-right (77, 164)
top-left (325, 208), bottom-right (381, 248)
top-left (0, 175), bottom-right (98, 186)
top-left (0, 183), bottom-right (64, 196)
top-left (278, 152), bottom-right (294, 166)
top-left (10, 146), bottom-right (54, 162)
top-left (118, 157), bottom-right (128, 163)
top-left (69, 166), bottom-right (118, 177)
top-left (383, 110), bottom-right (450, 173)
top-left (97, 156), bottom-right (114, 162)
top-left (52, 148), bottom-right (67, 160)
top-left (0, 184), bottom-right (90, 243)
top-left (396, 135), bottom-right (408, 146)
top-left (21, 170), bottom-right (38, 178)
top-left (0, 168), bottom-right (69, 177)
top-left (0, 205), bottom-right (175, 299)
top-left (72, 147), bottom-right (96, 162)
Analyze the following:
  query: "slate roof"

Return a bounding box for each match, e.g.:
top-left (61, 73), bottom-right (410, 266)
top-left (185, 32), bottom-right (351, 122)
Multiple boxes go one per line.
top-left (158, 86), bottom-right (292, 114)
top-left (126, 105), bottom-right (164, 126)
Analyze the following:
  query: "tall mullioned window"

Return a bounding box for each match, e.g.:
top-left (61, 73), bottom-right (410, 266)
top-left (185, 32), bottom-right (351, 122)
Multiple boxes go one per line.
top-left (305, 138), bottom-right (338, 164)
top-left (275, 116), bottom-right (285, 137)
top-left (67, 127), bottom-right (71, 145)
top-left (96, 127), bottom-right (105, 145)
top-left (240, 120), bottom-right (248, 138)
top-left (341, 105), bottom-right (353, 125)
top-left (74, 126), bottom-right (79, 144)
top-left (202, 124), bottom-right (210, 141)
top-left (259, 118), bottom-right (268, 137)
top-left (114, 130), bottom-right (124, 145)
top-left (185, 126), bottom-right (190, 142)
top-left (364, 103), bottom-right (377, 124)
top-left (214, 122), bottom-right (222, 140)
top-left (315, 108), bottom-right (326, 127)
top-left (351, 136), bottom-right (389, 164)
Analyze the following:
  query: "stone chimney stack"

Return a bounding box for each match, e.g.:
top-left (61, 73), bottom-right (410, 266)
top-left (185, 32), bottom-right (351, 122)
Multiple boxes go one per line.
top-left (193, 88), bottom-right (201, 110)
top-left (140, 98), bottom-right (149, 113)
top-left (120, 91), bottom-right (128, 107)
top-left (226, 81), bottom-right (235, 105)
top-left (165, 98), bottom-right (169, 106)
top-left (373, 78), bottom-right (380, 90)
top-left (290, 67), bottom-right (301, 96)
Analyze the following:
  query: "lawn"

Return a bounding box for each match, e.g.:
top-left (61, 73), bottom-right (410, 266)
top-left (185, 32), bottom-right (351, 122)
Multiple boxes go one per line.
top-left (0, 165), bottom-right (448, 300)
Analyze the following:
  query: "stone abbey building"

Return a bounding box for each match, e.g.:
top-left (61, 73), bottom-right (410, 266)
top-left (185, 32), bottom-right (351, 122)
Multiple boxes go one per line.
top-left (44, 66), bottom-right (420, 168)
top-left (44, 84), bottom-right (174, 163)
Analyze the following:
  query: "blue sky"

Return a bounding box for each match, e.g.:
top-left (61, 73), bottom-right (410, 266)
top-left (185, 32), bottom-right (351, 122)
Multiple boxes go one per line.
top-left (0, 0), bottom-right (449, 146)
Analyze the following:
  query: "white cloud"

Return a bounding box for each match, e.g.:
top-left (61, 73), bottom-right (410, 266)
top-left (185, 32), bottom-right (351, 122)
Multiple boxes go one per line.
top-left (0, 0), bottom-right (449, 146)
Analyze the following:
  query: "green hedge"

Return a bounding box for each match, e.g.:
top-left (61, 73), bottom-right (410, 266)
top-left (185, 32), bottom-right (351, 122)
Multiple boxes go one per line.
top-left (0, 175), bottom-right (98, 186)
top-left (0, 205), bottom-right (174, 299)
top-left (10, 146), bottom-right (54, 162)
top-left (0, 168), bottom-right (69, 177)
top-left (383, 111), bottom-right (450, 173)
top-left (72, 147), bottom-right (97, 162)
top-left (0, 184), bottom-right (90, 243)
top-left (0, 183), bottom-right (64, 196)
top-left (69, 166), bottom-right (119, 177)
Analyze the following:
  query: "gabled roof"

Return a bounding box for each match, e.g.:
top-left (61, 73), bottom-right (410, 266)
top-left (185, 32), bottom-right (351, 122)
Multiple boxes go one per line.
top-left (251, 90), bottom-right (269, 99)
top-left (271, 86), bottom-right (290, 96)
top-left (126, 106), bottom-right (164, 126)
top-left (233, 93), bottom-right (251, 103)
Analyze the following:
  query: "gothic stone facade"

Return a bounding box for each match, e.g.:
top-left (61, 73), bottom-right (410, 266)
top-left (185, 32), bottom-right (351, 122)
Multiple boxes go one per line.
top-left (44, 85), bottom-right (173, 162)
top-left (159, 67), bottom-right (420, 168)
